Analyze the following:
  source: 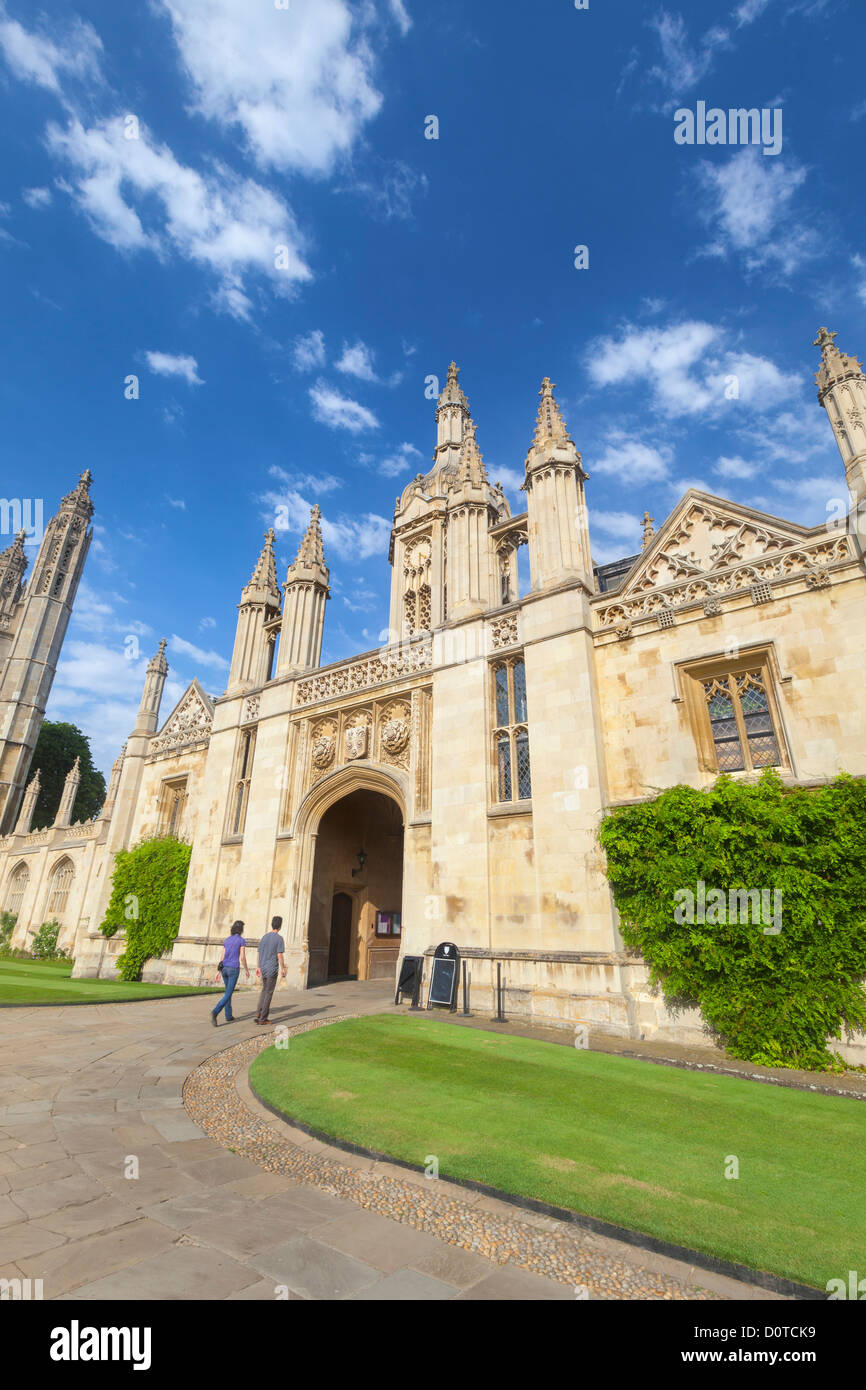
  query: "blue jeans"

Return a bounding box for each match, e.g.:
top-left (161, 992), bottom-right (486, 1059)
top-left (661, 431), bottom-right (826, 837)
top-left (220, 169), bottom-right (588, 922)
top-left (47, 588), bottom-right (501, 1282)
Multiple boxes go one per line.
top-left (212, 967), bottom-right (240, 1020)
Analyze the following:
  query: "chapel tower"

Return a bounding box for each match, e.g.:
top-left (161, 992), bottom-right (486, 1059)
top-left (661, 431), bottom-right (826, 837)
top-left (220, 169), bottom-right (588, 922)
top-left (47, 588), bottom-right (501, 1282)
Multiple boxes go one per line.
top-left (0, 471), bottom-right (93, 834)
top-left (388, 364), bottom-right (512, 638)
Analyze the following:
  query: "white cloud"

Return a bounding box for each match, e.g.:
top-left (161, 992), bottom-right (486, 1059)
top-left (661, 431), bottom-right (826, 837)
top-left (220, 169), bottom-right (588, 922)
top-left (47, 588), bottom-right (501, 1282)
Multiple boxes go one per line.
top-left (267, 465), bottom-right (344, 496)
top-left (693, 149), bottom-right (819, 276)
top-left (0, 7), bottom-right (103, 93)
top-left (715, 455), bottom-right (759, 479)
top-left (589, 510), bottom-right (643, 563)
top-left (309, 379), bottom-right (379, 432)
top-left (388, 0), bottom-right (412, 35)
top-left (154, 0), bottom-right (383, 175)
top-left (488, 465), bottom-right (526, 501)
top-left (168, 633), bottom-right (229, 670)
top-left (376, 442), bottom-right (422, 477)
top-left (647, 12), bottom-right (730, 101)
top-left (22, 186), bottom-right (51, 208)
top-left (853, 254), bottom-right (866, 307)
top-left (335, 340), bottom-right (378, 382)
top-left (47, 638), bottom-right (186, 777)
top-left (292, 329), bottom-right (326, 371)
top-left (778, 475), bottom-right (847, 523)
top-left (590, 509), bottom-right (644, 540)
top-left (733, 0), bottom-right (772, 24)
top-left (166, 495), bottom-right (186, 509)
top-left (587, 319), bottom-right (798, 418)
top-left (145, 350), bottom-right (203, 385)
top-left (592, 431), bottom-right (673, 484)
top-left (45, 115), bottom-right (311, 319)
top-left (198, 616), bottom-right (216, 630)
top-left (265, 482), bottom-right (389, 562)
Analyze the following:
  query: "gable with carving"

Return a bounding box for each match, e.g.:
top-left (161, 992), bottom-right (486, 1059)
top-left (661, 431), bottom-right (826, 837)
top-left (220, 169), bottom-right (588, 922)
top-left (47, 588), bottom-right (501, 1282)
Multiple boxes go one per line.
top-left (595, 493), bottom-right (853, 631)
top-left (148, 681), bottom-right (214, 760)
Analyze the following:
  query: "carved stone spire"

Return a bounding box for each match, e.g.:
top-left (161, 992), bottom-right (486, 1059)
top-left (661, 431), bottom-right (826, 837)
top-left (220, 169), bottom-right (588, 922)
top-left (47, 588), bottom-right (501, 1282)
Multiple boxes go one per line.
top-left (58, 469), bottom-right (95, 521)
top-left (457, 417), bottom-right (488, 487)
top-left (293, 506), bottom-right (326, 569)
top-left (276, 505), bottom-right (331, 676)
top-left (135, 639), bottom-right (169, 735)
top-left (527, 378), bottom-right (578, 460)
top-left (0, 530), bottom-right (28, 619)
top-left (641, 512), bottom-right (655, 550)
top-left (228, 529), bottom-right (283, 693)
top-left (814, 327), bottom-right (866, 506)
top-left (14, 766), bottom-right (40, 834)
top-left (433, 362), bottom-right (473, 474)
top-left (54, 755), bottom-right (81, 828)
top-left (240, 528), bottom-right (281, 611)
top-left (100, 742), bottom-right (126, 820)
top-left (523, 378), bottom-right (593, 592)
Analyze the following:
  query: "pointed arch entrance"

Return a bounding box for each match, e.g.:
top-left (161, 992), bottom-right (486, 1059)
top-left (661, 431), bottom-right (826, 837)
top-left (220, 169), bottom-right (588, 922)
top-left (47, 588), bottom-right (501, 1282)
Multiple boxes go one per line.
top-left (307, 787), bottom-right (404, 985)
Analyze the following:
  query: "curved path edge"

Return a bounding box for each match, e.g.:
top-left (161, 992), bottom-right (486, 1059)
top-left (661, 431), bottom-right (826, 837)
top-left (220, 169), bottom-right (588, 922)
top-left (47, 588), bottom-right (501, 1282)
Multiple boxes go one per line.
top-left (183, 1011), bottom-right (801, 1302)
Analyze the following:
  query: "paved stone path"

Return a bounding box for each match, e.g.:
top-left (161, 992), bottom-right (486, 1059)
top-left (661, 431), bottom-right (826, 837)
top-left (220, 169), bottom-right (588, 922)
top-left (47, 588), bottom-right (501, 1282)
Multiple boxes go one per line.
top-left (0, 982), bottom-right (786, 1301)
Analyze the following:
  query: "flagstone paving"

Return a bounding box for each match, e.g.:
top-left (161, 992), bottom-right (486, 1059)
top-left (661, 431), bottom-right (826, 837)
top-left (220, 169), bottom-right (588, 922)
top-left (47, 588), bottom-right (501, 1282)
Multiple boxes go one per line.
top-left (0, 981), bottom-right (789, 1301)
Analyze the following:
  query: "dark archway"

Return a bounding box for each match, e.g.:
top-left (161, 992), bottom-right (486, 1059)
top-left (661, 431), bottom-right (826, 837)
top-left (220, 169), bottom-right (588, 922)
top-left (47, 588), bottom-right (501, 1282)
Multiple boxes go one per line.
top-left (308, 788), bottom-right (404, 986)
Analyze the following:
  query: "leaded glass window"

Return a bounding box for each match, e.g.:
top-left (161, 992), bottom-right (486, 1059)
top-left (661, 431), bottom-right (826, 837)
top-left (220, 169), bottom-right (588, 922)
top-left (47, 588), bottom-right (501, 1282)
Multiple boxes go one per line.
top-left (492, 659), bottom-right (531, 803)
top-left (701, 669), bottom-right (780, 773)
top-left (47, 859), bottom-right (74, 922)
top-left (5, 862), bottom-right (28, 919)
top-left (230, 728), bottom-right (256, 837)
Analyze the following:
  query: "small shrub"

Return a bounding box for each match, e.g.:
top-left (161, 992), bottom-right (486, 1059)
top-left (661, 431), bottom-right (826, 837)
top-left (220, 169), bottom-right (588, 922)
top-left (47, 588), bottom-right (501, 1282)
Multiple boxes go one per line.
top-left (28, 920), bottom-right (64, 959)
top-left (0, 911), bottom-right (16, 948)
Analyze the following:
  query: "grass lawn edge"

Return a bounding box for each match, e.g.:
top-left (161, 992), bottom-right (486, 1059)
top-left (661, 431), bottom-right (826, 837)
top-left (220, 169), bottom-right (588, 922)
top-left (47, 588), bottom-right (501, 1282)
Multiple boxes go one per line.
top-left (247, 1017), bottom-right (826, 1301)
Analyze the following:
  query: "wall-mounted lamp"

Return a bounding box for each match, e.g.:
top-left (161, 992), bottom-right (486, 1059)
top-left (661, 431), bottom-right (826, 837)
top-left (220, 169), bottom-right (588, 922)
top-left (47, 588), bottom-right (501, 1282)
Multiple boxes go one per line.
top-left (351, 849), bottom-right (368, 877)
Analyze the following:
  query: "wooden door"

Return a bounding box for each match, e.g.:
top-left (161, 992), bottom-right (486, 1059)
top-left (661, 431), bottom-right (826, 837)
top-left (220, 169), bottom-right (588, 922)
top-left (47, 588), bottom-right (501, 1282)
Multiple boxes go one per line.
top-left (327, 892), bottom-right (353, 977)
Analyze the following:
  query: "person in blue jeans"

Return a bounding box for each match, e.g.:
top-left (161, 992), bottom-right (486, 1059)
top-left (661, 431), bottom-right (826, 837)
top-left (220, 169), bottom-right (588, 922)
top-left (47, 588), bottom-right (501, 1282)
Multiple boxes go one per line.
top-left (211, 920), bottom-right (249, 1025)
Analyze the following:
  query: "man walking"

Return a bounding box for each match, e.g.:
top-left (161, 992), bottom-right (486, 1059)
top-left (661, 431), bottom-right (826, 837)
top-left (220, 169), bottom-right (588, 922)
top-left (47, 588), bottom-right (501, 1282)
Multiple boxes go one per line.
top-left (255, 915), bottom-right (287, 1024)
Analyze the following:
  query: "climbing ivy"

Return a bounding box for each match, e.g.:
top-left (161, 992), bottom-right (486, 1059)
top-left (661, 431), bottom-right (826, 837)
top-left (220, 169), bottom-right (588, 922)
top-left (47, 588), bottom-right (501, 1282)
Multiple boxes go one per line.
top-left (100, 836), bottom-right (192, 982)
top-left (598, 770), bottom-right (866, 1072)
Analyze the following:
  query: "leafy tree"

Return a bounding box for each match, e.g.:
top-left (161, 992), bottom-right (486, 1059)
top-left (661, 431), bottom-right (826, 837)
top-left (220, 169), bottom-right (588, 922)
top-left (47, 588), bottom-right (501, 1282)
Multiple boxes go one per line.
top-left (30, 721), bottom-right (106, 829)
top-left (598, 770), bottom-right (866, 1072)
top-left (99, 836), bottom-right (192, 981)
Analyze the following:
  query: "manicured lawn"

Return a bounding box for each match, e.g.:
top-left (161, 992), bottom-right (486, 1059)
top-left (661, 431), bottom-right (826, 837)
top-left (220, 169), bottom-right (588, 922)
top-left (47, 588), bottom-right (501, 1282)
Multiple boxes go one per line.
top-left (0, 957), bottom-right (220, 1005)
top-left (249, 1014), bottom-right (866, 1290)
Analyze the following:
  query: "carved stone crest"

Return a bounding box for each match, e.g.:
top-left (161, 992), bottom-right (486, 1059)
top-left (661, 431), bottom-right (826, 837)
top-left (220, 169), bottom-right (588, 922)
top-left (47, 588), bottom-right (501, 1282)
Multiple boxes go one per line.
top-left (345, 726), bottom-right (368, 761)
top-left (382, 717), bottom-right (410, 756)
top-left (311, 735), bottom-right (335, 770)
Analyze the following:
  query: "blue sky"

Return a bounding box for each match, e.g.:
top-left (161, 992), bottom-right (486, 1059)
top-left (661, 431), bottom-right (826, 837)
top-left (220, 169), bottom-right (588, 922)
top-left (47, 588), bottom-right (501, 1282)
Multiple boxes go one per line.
top-left (0, 0), bottom-right (863, 774)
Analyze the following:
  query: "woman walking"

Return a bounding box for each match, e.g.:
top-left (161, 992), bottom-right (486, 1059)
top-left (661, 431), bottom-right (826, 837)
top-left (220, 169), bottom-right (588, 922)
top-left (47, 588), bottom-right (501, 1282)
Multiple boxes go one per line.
top-left (211, 920), bottom-right (248, 1025)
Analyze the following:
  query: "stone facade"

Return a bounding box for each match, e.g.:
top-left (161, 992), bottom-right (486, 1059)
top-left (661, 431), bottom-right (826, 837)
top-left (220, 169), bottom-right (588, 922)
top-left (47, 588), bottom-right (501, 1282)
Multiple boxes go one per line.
top-left (2, 333), bottom-right (865, 1060)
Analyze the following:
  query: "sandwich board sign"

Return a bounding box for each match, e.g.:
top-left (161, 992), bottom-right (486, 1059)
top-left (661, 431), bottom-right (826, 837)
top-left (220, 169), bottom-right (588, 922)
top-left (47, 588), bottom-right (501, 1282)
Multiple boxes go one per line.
top-left (427, 941), bottom-right (459, 1011)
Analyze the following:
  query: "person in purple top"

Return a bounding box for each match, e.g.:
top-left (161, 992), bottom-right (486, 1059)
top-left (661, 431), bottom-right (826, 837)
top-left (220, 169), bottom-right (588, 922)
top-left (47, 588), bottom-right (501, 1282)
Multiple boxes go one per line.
top-left (211, 921), bottom-right (249, 1026)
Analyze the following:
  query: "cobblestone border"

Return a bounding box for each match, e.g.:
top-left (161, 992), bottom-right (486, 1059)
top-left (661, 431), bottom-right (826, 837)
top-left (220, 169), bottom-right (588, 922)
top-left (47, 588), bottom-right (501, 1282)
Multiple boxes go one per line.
top-left (181, 1013), bottom-right (818, 1301)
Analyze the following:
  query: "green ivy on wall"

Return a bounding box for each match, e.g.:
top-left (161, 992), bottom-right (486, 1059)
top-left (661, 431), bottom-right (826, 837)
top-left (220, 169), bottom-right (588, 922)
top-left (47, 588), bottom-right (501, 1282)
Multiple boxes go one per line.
top-left (100, 836), bottom-right (192, 982)
top-left (598, 770), bottom-right (866, 1072)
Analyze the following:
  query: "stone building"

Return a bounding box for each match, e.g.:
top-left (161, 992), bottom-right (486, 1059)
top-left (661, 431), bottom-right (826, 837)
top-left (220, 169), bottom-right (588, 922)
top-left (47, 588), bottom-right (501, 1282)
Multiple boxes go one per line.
top-left (2, 331), bottom-right (865, 1058)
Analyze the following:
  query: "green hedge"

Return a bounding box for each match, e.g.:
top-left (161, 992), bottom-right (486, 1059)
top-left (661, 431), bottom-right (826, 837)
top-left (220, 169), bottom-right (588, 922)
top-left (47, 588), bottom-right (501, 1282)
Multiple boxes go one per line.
top-left (99, 836), bottom-right (192, 981)
top-left (598, 770), bottom-right (866, 1072)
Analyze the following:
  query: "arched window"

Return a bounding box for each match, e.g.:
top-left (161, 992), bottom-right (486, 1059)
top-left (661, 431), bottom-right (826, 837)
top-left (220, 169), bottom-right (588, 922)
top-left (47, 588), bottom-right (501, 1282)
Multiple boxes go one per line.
top-left (46, 858), bottom-right (74, 922)
top-left (5, 862), bottom-right (29, 919)
top-left (492, 658), bottom-right (532, 803)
